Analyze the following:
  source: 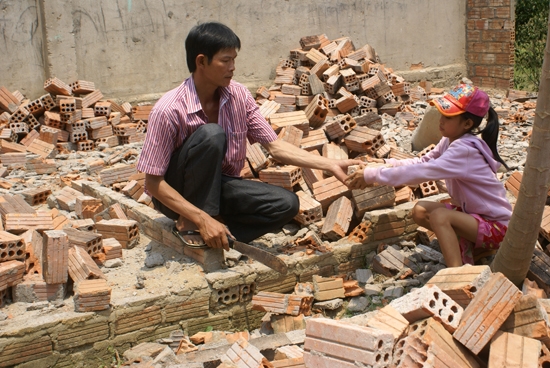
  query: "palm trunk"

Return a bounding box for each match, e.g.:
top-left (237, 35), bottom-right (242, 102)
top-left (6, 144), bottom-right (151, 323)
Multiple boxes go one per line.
top-left (491, 8), bottom-right (550, 285)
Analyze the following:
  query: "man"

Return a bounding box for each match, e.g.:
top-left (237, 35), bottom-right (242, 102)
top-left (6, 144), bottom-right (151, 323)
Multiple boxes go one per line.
top-left (137, 22), bottom-right (360, 251)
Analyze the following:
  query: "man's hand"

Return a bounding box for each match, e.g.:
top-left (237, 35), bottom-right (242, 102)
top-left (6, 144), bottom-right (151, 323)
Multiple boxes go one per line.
top-left (195, 212), bottom-right (232, 251)
top-left (329, 158), bottom-right (364, 183)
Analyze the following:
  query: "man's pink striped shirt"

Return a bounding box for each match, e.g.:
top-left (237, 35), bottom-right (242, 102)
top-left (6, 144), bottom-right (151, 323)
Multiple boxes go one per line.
top-left (137, 77), bottom-right (277, 177)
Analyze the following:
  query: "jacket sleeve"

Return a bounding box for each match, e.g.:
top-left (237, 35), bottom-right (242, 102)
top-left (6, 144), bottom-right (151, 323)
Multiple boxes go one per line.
top-left (363, 140), bottom-right (471, 186)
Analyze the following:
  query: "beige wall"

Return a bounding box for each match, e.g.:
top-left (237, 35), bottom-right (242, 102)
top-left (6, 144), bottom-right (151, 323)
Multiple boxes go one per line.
top-left (0, 0), bottom-right (467, 102)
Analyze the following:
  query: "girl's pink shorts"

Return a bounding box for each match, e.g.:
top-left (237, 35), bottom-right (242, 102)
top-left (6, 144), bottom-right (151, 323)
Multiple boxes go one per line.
top-left (445, 204), bottom-right (508, 265)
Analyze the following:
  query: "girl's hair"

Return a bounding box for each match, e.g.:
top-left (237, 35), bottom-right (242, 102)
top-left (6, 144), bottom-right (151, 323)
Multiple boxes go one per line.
top-left (462, 107), bottom-right (509, 170)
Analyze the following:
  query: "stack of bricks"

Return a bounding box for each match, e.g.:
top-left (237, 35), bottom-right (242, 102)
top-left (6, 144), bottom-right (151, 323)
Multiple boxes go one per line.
top-left (466, 0), bottom-right (515, 89)
top-left (0, 186), bottom-right (128, 311)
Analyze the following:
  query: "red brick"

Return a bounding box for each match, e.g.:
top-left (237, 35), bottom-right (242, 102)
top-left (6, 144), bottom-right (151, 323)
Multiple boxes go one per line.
top-left (488, 331), bottom-right (541, 366)
top-left (223, 337), bottom-right (272, 368)
top-left (453, 272), bottom-right (522, 354)
top-left (479, 7), bottom-right (495, 18)
top-left (304, 318), bottom-right (394, 367)
top-left (42, 230), bottom-right (69, 284)
top-left (366, 305), bottom-right (409, 340)
top-left (0, 260), bottom-right (25, 291)
top-left (68, 245), bottom-right (105, 283)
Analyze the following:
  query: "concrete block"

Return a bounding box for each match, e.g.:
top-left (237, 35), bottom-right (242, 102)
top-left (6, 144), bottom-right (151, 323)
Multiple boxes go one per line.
top-left (12, 274), bottom-right (65, 302)
top-left (453, 272), bottom-right (523, 355)
top-left (390, 284), bottom-right (463, 333)
top-left (303, 317), bottom-right (393, 368)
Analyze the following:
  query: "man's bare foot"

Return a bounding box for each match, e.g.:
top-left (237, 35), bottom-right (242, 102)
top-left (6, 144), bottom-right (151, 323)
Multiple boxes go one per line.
top-left (174, 218), bottom-right (204, 246)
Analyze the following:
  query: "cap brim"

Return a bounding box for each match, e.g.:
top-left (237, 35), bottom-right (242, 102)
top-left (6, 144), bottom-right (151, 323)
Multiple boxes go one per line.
top-left (430, 97), bottom-right (464, 117)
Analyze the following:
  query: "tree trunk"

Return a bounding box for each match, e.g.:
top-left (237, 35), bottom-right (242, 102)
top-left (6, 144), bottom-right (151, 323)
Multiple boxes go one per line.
top-left (491, 8), bottom-right (550, 285)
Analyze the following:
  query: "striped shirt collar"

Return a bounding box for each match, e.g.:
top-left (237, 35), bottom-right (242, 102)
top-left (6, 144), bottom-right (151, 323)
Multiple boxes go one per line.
top-left (184, 75), bottom-right (233, 114)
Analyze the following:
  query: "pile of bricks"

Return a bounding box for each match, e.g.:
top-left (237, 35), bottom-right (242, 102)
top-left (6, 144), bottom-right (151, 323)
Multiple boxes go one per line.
top-left (241, 34), bottom-right (451, 254)
top-left (0, 79), bottom-right (149, 156)
top-left (0, 189), bottom-right (137, 311)
top-left (124, 265), bottom-right (550, 367)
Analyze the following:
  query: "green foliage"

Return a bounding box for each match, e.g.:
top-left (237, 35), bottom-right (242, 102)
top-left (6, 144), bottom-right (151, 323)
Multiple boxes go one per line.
top-left (514, 0), bottom-right (549, 91)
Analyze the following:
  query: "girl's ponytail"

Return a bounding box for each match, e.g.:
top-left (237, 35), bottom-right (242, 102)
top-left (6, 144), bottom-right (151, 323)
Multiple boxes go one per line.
top-left (480, 107), bottom-right (509, 170)
top-left (463, 107), bottom-right (509, 170)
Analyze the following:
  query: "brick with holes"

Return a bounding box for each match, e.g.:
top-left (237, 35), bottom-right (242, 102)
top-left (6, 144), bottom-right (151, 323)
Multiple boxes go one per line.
top-left (304, 95), bottom-right (329, 129)
top-left (259, 165), bottom-right (302, 190)
top-left (312, 275), bottom-right (345, 301)
top-left (75, 195), bottom-right (104, 219)
top-left (389, 284), bottom-right (463, 333)
top-left (63, 227), bottom-right (103, 255)
top-left (270, 111), bottom-right (309, 136)
top-left (324, 114), bottom-right (357, 140)
top-left (222, 337), bottom-right (273, 368)
top-left (304, 317), bottom-right (394, 368)
top-left (344, 126), bottom-right (385, 155)
top-left (392, 317), bottom-right (479, 368)
top-left (0, 230), bottom-right (26, 263)
top-left (95, 219), bottom-right (139, 249)
top-left (426, 265), bottom-right (492, 308)
top-left (21, 187), bottom-right (52, 206)
top-left (246, 142), bottom-right (269, 173)
top-left (352, 184), bottom-right (395, 218)
top-left (294, 191), bottom-right (323, 226)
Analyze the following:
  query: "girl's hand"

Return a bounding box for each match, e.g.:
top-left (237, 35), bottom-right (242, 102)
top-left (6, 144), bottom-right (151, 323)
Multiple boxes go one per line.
top-left (345, 169), bottom-right (369, 190)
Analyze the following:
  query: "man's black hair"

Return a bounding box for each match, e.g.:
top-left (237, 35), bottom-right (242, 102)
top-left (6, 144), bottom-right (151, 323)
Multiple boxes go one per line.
top-left (185, 22), bottom-right (241, 73)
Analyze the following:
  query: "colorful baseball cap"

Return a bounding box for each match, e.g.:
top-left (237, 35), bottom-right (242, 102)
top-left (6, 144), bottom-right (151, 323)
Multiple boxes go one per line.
top-left (431, 84), bottom-right (490, 117)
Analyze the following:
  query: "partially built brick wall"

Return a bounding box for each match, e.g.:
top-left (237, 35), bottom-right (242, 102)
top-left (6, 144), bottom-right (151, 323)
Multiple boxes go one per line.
top-left (466, 0), bottom-right (516, 89)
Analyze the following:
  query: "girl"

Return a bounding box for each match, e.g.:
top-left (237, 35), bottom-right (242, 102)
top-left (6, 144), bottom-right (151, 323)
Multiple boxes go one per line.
top-left (345, 84), bottom-right (512, 267)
